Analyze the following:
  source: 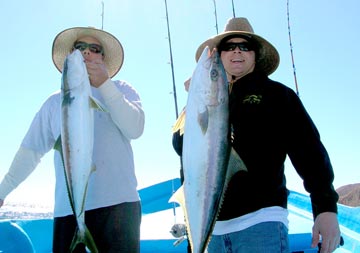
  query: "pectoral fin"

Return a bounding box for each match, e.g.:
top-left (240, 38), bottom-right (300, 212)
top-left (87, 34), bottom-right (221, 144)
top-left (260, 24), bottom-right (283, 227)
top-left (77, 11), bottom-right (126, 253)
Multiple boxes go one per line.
top-left (89, 96), bottom-right (107, 112)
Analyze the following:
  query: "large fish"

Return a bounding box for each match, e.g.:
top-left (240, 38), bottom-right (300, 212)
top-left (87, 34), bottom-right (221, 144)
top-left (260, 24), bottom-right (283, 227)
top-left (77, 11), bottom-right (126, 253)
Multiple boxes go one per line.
top-left (54, 49), bottom-right (103, 253)
top-left (170, 46), bottom-right (246, 253)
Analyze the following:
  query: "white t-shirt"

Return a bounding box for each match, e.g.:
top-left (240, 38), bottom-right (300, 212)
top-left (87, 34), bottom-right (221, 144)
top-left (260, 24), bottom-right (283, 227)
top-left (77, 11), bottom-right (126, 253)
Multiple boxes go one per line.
top-left (15, 79), bottom-right (144, 217)
top-left (212, 206), bottom-right (289, 235)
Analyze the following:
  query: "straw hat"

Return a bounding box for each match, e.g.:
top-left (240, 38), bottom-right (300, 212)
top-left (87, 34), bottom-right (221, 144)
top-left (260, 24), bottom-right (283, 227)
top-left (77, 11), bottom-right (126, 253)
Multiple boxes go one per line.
top-left (195, 17), bottom-right (279, 75)
top-left (52, 27), bottom-right (124, 78)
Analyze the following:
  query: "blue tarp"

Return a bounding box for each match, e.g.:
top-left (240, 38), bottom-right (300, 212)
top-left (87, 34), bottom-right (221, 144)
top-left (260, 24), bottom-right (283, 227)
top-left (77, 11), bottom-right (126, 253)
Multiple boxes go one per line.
top-left (139, 178), bottom-right (181, 214)
top-left (0, 178), bottom-right (359, 252)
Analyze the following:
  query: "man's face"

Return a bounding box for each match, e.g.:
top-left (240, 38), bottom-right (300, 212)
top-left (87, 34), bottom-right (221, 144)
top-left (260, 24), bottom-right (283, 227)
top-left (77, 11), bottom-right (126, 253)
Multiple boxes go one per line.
top-left (220, 37), bottom-right (256, 81)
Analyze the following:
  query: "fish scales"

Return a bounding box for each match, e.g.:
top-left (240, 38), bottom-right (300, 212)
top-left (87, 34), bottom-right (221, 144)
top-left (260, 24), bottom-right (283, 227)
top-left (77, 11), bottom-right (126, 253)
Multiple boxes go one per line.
top-left (182, 46), bottom-right (230, 253)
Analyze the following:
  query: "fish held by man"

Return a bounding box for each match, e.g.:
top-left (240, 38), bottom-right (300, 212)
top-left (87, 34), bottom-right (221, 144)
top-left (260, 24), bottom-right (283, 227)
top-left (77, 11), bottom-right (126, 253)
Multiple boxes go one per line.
top-left (170, 46), bottom-right (246, 253)
top-left (54, 49), bottom-right (104, 253)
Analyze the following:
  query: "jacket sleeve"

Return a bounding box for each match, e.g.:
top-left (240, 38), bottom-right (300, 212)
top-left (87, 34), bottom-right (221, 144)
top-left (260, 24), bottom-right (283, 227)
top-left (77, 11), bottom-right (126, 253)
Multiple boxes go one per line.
top-left (172, 129), bottom-right (183, 157)
top-left (171, 108), bottom-right (186, 156)
top-left (285, 90), bottom-right (338, 219)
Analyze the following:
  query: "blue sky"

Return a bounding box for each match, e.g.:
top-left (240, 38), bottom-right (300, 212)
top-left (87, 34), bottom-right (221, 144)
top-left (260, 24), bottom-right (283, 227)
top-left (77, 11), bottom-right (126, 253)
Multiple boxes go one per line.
top-left (1, 0), bottom-right (359, 207)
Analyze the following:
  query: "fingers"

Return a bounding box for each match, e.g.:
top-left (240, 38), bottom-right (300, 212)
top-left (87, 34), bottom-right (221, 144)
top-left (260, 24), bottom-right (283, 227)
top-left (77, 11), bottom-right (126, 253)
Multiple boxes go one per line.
top-left (84, 60), bottom-right (109, 87)
top-left (319, 236), bottom-right (341, 253)
top-left (311, 212), bottom-right (341, 252)
top-left (312, 234), bottom-right (342, 253)
top-left (311, 231), bottom-right (320, 248)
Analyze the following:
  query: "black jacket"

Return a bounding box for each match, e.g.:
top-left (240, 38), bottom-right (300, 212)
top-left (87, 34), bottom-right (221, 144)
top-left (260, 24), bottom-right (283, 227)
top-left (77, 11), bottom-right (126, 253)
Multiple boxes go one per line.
top-left (172, 71), bottom-right (338, 221)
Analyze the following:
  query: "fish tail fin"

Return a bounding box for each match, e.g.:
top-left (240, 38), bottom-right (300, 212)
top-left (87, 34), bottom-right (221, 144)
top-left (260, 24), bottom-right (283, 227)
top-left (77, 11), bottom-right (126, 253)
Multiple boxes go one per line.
top-left (69, 225), bottom-right (98, 253)
top-left (84, 226), bottom-right (98, 253)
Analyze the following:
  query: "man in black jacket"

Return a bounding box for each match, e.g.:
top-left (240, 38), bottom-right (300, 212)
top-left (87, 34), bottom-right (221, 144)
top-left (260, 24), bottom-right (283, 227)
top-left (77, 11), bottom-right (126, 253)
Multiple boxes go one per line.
top-left (172, 17), bottom-right (340, 253)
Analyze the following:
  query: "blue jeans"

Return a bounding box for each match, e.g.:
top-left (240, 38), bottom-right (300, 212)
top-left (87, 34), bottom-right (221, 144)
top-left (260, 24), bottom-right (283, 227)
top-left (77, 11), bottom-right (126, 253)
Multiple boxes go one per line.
top-left (207, 221), bottom-right (289, 253)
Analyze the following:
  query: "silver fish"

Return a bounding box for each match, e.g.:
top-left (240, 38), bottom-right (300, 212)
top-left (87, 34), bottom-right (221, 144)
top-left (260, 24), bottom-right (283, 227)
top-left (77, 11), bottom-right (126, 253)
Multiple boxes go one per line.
top-left (54, 49), bottom-right (102, 253)
top-left (171, 46), bottom-right (236, 253)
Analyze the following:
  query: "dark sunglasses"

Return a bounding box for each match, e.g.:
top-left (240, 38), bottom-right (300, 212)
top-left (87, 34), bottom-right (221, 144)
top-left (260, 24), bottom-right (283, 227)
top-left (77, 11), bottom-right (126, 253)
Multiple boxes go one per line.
top-left (219, 42), bottom-right (254, 52)
top-left (73, 41), bottom-right (104, 54)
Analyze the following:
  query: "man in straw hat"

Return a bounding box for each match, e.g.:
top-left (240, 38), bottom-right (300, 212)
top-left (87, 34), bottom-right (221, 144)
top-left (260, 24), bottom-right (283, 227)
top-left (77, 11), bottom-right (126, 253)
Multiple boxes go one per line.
top-left (172, 17), bottom-right (341, 253)
top-left (0, 27), bottom-right (145, 252)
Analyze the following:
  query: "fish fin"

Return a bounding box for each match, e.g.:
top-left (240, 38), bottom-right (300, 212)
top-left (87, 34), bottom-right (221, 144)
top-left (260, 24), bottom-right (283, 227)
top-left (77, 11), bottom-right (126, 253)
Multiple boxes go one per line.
top-left (53, 135), bottom-right (77, 215)
top-left (89, 96), bottom-right (107, 112)
top-left (223, 147), bottom-right (248, 194)
top-left (172, 109), bottom-right (186, 135)
top-left (69, 226), bottom-right (98, 253)
top-left (53, 135), bottom-right (62, 152)
top-left (168, 185), bottom-right (185, 206)
top-left (217, 148), bottom-right (248, 222)
top-left (91, 164), bottom-right (96, 173)
top-left (226, 147), bottom-right (248, 181)
top-left (197, 108), bottom-right (209, 134)
top-left (169, 185), bottom-right (191, 247)
top-left (84, 226), bottom-right (99, 253)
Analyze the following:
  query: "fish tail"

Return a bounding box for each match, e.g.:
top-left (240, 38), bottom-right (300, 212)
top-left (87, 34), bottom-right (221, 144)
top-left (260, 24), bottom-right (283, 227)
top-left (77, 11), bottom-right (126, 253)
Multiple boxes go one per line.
top-left (69, 225), bottom-right (98, 253)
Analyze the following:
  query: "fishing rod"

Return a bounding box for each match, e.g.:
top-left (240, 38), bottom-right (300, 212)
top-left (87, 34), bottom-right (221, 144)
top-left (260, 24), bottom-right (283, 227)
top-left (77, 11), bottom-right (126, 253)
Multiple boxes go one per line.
top-left (101, 1), bottom-right (104, 30)
top-left (163, 0), bottom-right (180, 225)
top-left (231, 0), bottom-right (236, 17)
top-left (214, 0), bottom-right (235, 33)
top-left (213, 0), bottom-right (219, 34)
top-left (164, 0), bottom-right (179, 119)
top-left (286, 0), bottom-right (300, 96)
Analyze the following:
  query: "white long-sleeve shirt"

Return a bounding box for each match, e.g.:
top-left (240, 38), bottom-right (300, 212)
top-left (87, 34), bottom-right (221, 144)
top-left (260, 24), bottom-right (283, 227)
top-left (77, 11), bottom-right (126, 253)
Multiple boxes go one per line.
top-left (0, 79), bottom-right (145, 217)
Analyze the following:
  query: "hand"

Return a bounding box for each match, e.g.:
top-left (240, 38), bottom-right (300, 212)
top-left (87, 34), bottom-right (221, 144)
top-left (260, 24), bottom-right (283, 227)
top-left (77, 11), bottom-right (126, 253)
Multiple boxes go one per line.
top-left (85, 59), bottom-right (109, 88)
top-left (0, 199), bottom-right (4, 208)
top-left (311, 212), bottom-right (341, 252)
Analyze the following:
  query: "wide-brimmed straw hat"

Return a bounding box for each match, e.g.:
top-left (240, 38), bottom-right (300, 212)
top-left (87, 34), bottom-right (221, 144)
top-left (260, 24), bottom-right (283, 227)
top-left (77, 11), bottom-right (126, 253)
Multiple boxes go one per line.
top-left (52, 27), bottom-right (124, 78)
top-left (195, 17), bottom-right (279, 75)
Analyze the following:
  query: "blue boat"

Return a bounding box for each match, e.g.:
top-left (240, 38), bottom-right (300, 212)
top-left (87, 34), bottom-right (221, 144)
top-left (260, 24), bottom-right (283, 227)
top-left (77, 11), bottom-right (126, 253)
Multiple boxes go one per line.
top-left (0, 178), bottom-right (359, 253)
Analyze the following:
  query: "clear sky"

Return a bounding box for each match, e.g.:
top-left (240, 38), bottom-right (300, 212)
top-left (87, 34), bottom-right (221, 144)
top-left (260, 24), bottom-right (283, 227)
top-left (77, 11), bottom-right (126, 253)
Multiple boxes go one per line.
top-left (1, 0), bottom-right (359, 207)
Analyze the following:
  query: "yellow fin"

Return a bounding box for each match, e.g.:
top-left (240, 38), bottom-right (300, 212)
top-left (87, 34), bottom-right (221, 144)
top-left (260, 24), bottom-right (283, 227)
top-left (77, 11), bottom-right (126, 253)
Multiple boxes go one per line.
top-left (169, 185), bottom-right (185, 206)
top-left (172, 109), bottom-right (186, 135)
top-left (89, 96), bottom-right (107, 112)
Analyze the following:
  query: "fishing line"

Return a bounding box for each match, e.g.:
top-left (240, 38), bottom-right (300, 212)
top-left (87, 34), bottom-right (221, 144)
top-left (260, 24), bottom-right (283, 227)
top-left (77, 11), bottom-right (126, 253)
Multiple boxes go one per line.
top-left (286, 0), bottom-right (300, 96)
top-left (171, 178), bottom-right (177, 223)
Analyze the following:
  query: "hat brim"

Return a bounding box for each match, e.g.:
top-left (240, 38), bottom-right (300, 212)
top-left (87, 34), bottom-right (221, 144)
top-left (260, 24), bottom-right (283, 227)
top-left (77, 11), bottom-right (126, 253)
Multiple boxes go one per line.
top-left (52, 27), bottom-right (124, 78)
top-left (195, 31), bottom-right (279, 75)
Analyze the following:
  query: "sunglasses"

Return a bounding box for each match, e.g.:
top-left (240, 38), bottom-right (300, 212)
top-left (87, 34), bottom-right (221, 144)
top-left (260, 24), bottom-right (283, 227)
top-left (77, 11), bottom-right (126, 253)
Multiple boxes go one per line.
top-left (219, 42), bottom-right (254, 52)
top-left (73, 41), bottom-right (104, 54)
